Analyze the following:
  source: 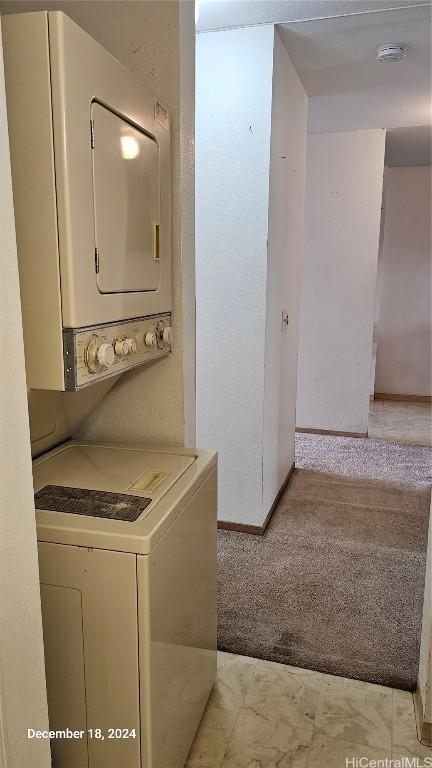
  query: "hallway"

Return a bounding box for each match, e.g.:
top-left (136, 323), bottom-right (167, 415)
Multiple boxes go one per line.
top-left (216, 433), bottom-right (431, 690)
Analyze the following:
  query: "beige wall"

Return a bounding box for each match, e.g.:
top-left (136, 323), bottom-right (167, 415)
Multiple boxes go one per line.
top-left (1, 0), bottom-right (196, 452)
top-left (179, 0), bottom-right (196, 448)
top-left (0, 25), bottom-right (50, 768)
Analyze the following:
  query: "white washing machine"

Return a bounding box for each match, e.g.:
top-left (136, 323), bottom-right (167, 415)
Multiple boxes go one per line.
top-left (32, 441), bottom-right (217, 768)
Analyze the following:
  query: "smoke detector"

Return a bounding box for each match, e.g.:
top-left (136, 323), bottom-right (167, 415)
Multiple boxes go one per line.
top-left (376, 43), bottom-right (407, 62)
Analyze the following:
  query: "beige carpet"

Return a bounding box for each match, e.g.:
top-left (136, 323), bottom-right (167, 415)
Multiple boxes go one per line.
top-left (217, 434), bottom-right (431, 690)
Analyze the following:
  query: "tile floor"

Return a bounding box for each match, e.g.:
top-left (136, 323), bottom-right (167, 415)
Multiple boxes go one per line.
top-left (186, 652), bottom-right (432, 767)
top-left (368, 399), bottom-right (432, 446)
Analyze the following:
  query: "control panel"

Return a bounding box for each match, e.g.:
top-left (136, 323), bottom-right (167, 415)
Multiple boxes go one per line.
top-left (63, 314), bottom-right (172, 390)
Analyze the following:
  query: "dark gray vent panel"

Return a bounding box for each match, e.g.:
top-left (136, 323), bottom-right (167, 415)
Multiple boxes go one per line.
top-left (35, 485), bottom-right (151, 522)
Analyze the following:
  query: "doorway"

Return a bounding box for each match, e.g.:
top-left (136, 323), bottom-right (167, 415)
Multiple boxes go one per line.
top-left (369, 128), bottom-right (432, 447)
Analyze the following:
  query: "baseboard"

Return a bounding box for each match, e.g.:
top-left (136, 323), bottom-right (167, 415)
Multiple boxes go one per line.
top-left (374, 393), bottom-right (432, 403)
top-left (296, 427), bottom-right (368, 439)
top-left (217, 520), bottom-right (266, 535)
top-left (218, 462), bottom-right (296, 536)
top-left (414, 688), bottom-right (432, 747)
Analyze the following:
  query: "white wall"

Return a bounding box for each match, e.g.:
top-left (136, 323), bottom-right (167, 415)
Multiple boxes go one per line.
top-left (196, 25), bottom-right (307, 526)
top-left (196, 25), bottom-right (274, 525)
top-left (297, 129), bottom-right (386, 434)
top-left (263, 28), bottom-right (307, 510)
top-left (375, 165), bottom-right (432, 397)
top-left (0, 26), bottom-right (50, 768)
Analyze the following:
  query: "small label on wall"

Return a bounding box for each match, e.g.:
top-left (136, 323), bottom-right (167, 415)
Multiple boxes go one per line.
top-left (155, 100), bottom-right (169, 130)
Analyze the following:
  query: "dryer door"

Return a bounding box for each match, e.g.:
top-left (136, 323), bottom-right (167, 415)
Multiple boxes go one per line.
top-left (91, 102), bottom-right (160, 294)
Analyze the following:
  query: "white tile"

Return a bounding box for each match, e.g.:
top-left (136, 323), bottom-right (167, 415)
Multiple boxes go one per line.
top-left (217, 651), bottom-right (258, 667)
top-left (316, 680), bottom-right (392, 750)
top-left (221, 709), bottom-right (312, 768)
top-left (209, 657), bottom-right (257, 712)
top-left (242, 659), bottom-right (321, 734)
top-left (307, 733), bottom-right (391, 767)
top-left (186, 706), bottom-right (238, 768)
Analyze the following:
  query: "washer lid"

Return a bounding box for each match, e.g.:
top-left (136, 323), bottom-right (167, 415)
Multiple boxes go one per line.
top-left (32, 442), bottom-right (217, 554)
top-left (33, 443), bottom-right (195, 510)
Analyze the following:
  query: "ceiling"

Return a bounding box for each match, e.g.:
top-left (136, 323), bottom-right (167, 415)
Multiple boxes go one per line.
top-left (385, 125), bottom-right (432, 164)
top-left (197, 2), bottom-right (431, 135)
top-left (196, 0), bottom-right (432, 32)
top-left (278, 4), bottom-right (431, 131)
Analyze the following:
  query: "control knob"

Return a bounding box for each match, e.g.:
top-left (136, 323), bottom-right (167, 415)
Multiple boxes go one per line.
top-left (96, 343), bottom-right (115, 369)
top-left (144, 328), bottom-right (157, 348)
top-left (124, 337), bottom-right (137, 355)
top-left (162, 326), bottom-right (173, 346)
top-left (114, 339), bottom-right (128, 357)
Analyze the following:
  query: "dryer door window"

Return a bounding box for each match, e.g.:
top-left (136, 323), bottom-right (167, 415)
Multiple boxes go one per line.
top-left (91, 103), bottom-right (160, 294)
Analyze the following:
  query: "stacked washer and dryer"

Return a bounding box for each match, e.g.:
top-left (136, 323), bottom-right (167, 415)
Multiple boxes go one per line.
top-left (3, 11), bottom-right (217, 768)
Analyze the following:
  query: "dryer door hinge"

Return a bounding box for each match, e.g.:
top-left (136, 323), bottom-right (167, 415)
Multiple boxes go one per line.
top-left (95, 248), bottom-right (100, 273)
top-left (90, 119), bottom-right (95, 149)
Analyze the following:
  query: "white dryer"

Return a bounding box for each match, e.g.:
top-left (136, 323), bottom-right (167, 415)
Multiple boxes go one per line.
top-left (3, 12), bottom-right (173, 391)
top-left (32, 442), bottom-right (217, 768)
